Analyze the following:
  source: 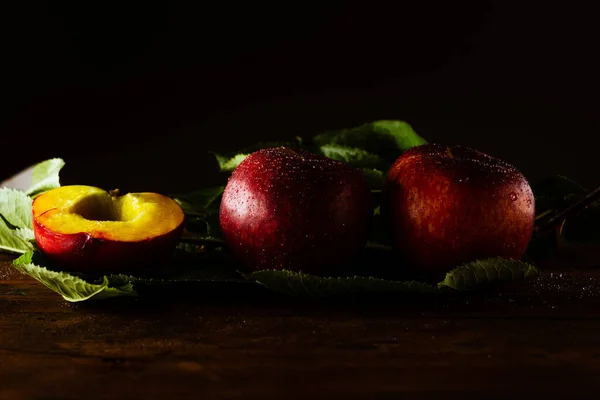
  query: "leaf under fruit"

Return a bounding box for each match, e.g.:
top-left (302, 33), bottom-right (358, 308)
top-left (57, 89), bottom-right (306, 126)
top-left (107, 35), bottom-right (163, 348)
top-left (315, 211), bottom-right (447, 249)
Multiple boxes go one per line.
top-left (0, 159), bottom-right (62, 254)
top-left (12, 252), bottom-right (136, 302)
top-left (0, 188), bottom-right (33, 230)
top-left (10, 246), bottom-right (249, 302)
top-left (247, 258), bottom-right (539, 299)
top-left (0, 218), bottom-right (33, 254)
top-left (438, 258), bottom-right (539, 291)
top-left (247, 270), bottom-right (437, 298)
top-left (13, 227), bottom-right (35, 244)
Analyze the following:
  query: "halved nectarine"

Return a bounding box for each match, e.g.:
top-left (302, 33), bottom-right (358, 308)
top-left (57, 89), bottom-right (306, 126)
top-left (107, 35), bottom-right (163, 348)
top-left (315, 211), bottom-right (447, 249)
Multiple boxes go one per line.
top-left (32, 185), bottom-right (185, 272)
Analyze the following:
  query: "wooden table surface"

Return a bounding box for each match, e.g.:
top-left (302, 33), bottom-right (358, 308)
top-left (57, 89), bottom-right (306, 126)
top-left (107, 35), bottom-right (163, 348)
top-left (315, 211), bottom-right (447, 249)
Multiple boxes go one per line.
top-left (2, 248), bottom-right (600, 400)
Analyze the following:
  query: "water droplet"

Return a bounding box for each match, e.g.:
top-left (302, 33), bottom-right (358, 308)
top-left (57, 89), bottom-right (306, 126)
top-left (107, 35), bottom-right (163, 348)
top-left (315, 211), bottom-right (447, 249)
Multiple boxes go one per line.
top-left (510, 192), bottom-right (518, 201)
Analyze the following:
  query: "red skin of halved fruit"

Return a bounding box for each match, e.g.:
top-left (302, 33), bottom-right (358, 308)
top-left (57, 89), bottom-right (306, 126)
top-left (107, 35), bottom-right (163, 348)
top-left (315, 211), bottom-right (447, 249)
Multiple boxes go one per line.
top-left (382, 143), bottom-right (535, 274)
top-left (32, 219), bottom-right (184, 272)
top-left (219, 147), bottom-right (372, 276)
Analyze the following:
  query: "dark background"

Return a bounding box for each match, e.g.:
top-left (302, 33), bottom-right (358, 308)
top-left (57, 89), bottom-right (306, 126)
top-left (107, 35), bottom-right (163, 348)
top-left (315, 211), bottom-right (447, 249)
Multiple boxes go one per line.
top-left (2, 1), bottom-right (598, 193)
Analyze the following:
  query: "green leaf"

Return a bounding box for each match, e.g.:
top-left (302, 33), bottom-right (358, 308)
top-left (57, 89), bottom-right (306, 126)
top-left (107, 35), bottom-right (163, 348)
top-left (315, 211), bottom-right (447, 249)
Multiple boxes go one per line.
top-left (313, 120), bottom-right (427, 164)
top-left (361, 168), bottom-right (386, 190)
top-left (12, 251), bottom-right (136, 302)
top-left (0, 188), bottom-right (32, 229)
top-left (0, 217), bottom-right (33, 254)
top-left (10, 246), bottom-right (248, 301)
top-left (214, 153), bottom-right (251, 172)
top-left (173, 186), bottom-right (225, 216)
top-left (246, 269), bottom-right (437, 299)
top-left (527, 175), bottom-right (600, 258)
top-left (532, 175), bottom-right (588, 219)
top-left (26, 158), bottom-right (65, 198)
top-left (173, 186), bottom-right (226, 237)
top-left (213, 140), bottom-right (300, 172)
top-left (13, 227), bottom-right (35, 243)
top-left (318, 145), bottom-right (387, 170)
top-left (534, 175), bottom-right (600, 245)
top-left (0, 166), bottom-right (50, 255)
top-left (438, 258), bottom-right (539, 291)
top-left (247, 257), bottom-right (538, 298)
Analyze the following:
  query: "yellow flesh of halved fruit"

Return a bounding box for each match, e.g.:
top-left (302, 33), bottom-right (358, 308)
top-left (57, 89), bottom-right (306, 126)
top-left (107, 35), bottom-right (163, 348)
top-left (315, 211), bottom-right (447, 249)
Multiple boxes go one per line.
top-left (33, 185), bottom-right (184, 242)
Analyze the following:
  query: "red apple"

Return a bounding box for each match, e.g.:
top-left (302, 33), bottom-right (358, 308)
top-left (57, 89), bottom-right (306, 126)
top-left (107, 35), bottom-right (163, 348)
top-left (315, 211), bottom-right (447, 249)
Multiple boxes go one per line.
top-left (383, 143), bottom-right (535, 273)
top-left (32, 185), bottom-right (185, 272)
top-left (219, 147), bottom-right (372, 275)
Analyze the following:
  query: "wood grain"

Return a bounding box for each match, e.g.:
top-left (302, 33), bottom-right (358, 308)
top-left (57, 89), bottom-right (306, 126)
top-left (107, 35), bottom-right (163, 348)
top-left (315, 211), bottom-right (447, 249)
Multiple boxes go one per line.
top-left (1, 249), bottom-right (600, 399)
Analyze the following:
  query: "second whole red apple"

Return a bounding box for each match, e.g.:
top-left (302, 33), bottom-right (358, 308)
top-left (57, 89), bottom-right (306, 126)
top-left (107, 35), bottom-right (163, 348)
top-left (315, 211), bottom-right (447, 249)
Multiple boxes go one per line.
top-left (382, 143), bottom-right (536, 274)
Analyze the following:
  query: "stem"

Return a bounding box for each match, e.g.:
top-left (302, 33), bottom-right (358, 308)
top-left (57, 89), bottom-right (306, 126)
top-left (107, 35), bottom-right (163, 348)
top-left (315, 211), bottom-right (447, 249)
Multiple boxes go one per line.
top-left (536, 183), bottom-right (600, 236)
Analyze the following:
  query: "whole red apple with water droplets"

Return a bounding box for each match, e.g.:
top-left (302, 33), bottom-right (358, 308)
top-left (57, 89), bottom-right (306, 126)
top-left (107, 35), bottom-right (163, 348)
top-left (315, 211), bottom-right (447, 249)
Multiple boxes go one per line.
top-left (219, 147), bottom-right (372, 276)
top-left (382, 143), bottom-right (535, 274)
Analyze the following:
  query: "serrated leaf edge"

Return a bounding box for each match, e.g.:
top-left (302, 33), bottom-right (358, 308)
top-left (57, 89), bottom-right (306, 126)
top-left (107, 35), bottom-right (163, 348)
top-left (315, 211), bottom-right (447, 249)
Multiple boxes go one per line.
top-left (12, 257), bottom-right (137, 302)
top-left (245, 269), bottom-right (438, 297)
top-left (437, 257), bottom-right (540, 291)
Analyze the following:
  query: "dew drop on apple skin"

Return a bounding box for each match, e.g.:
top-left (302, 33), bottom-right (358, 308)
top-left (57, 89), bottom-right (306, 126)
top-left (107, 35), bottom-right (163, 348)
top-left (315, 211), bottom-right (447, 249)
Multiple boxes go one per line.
top-left (510, 192), bottom-right (518, 201)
